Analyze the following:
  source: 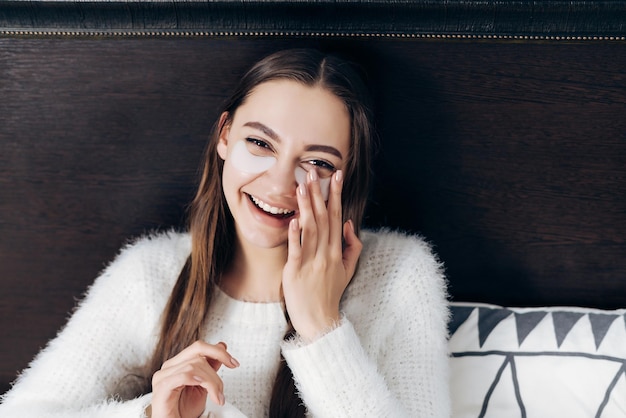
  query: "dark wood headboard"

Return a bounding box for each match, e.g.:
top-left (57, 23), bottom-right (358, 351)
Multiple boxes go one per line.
top-left (2, 0), bottom-right (625, 396)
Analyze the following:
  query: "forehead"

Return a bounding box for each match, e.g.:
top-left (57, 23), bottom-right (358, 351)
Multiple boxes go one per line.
top-left (232, 80), bottom-right (351, 156)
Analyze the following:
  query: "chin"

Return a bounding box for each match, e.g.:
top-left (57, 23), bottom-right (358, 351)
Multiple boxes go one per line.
top-left (238, 227), bottom-right (288, 250)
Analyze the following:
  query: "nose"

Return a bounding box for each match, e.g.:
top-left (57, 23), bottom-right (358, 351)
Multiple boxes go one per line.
top-left (262, 160), bottom-right (298, 198)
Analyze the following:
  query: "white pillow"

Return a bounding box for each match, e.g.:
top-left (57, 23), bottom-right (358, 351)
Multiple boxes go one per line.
top-left (449, 302), bottom-right (626, 418)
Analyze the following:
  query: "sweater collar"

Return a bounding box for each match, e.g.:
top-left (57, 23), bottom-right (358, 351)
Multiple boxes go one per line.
top-left (211, 287), bottom-right (288, 327)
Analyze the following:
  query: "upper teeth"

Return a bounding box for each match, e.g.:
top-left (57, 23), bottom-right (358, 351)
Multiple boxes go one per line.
top-left (250, 195), bottom-right (293, 215)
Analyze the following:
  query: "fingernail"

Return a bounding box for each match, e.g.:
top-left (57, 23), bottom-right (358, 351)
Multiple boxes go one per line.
top-left (290, 218), bottom-right (299, 231)
top-left (299, 183), bottom-right (307, 196)
top-left (309, 168), bottom-right (318, 181)
top-left (231, 357), bottom-right (240, 367)
top-left (335, 170), bottom-right (343, 182)
top-left (218, 392), bottom-right (225, 406)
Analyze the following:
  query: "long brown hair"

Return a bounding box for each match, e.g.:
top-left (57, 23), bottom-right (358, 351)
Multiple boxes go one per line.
top-left (146, 48), bottom-right (376, 417)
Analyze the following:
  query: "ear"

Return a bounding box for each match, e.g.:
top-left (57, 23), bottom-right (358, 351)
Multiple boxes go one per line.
top-left (217, 111), bottom-right (230, 161)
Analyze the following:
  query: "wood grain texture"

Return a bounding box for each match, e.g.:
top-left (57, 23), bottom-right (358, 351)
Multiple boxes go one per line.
top-left (1, 36), bottom-right (625, 393)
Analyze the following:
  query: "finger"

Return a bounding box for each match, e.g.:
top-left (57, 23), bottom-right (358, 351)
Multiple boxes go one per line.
top-left (285, 218), bottom-right (302, 274)
top-left (152, 358), bottom-right (225, 406)
top-left (342, 220), bottom-right (363, 279)
top-left (154, 355), bottom-right (222, 388)
top-left (162, 340), bottom-right (239, 371)
top-left (161, 341), bottom-right (237, 372)
top-left (205, 342), bottom-right (240, 371)
top-left (327, 170), bottom-right (344, 254)
top-left (188, 372), bottom-right (227, 408)
top-left (296, 178), bottom-right (317, 261)
top-left (306, 169), bottom-right (329, 253)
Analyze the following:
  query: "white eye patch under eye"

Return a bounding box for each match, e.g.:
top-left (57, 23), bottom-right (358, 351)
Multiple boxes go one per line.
top-left (230, 140), bottom-right (276, 174)
top-left (295, 167), bottom-right (331, 201)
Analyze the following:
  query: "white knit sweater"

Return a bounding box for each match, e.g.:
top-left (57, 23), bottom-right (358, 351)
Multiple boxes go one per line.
top-left (0, 229), bottom-right (450, 417)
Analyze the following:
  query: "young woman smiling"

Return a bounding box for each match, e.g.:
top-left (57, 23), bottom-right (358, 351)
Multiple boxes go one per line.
top-left (0, 49), bottom-right (450, 418)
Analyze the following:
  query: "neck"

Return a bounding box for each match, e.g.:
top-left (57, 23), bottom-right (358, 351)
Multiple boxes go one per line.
top-left (220, 238), bottom-right (287, 303)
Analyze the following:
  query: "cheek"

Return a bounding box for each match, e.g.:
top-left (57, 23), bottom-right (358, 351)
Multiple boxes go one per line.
top-left (221, 159), bottom-right (257, 194)
top-left (230, 141), bottom-right (276, 174)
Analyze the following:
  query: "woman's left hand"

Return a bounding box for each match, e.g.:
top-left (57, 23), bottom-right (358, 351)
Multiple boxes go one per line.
top-left (282, 168), bottom-right (363, 341)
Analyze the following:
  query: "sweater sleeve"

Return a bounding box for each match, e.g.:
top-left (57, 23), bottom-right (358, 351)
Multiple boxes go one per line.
top-left (281, 230), bottom-right (451, 417)
top-left (0, 233), bottom-right (187, 418)
top-left (282, 319), bottom-right (410, 417)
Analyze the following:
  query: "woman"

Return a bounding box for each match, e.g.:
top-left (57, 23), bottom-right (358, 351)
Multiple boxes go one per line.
top-left (0, 48), bottom-right (450, 417)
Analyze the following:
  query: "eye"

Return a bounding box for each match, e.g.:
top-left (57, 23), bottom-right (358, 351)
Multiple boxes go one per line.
top-left (305, 159), bottom-right (336, 176)
top-left (245, 137), bottom-right (271, 150)
top-left (245, 137), bottom-right (275, 157)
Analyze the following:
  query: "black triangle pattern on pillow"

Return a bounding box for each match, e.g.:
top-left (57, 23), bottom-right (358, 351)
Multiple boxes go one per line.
top-left (589, 313), bottom-right (622, 349)
top-left (449, 306), bottom-right (626, 350)
top-left (477, 308), bottom-right (512, 347)
top-left (448, 306), bottom-right (474, 336)
top-left (552, 311), bottom-right (585, 347)
top-left (514, 310), bottom-right (548, 346)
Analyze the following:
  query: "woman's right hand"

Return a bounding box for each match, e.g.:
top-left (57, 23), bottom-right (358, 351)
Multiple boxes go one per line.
top-left (149, 341), bottom-right (240, 418)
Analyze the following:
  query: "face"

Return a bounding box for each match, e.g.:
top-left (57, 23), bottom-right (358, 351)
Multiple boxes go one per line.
top-left (217, 79), bottom-right (351, 250)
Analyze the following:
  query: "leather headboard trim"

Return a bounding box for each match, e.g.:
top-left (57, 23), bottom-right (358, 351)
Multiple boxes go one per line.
top-left (1, 1), bottom-right (625, 39)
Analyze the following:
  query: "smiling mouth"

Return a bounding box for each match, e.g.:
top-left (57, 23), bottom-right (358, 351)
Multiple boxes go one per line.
top-left (247, 194), bottom-right (296, 218)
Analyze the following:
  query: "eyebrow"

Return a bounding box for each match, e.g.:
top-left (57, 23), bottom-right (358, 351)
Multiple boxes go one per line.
top-left (244, 121), bottom-right (280, 141)
top-left (243, 121), bottom-right (344, 159)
